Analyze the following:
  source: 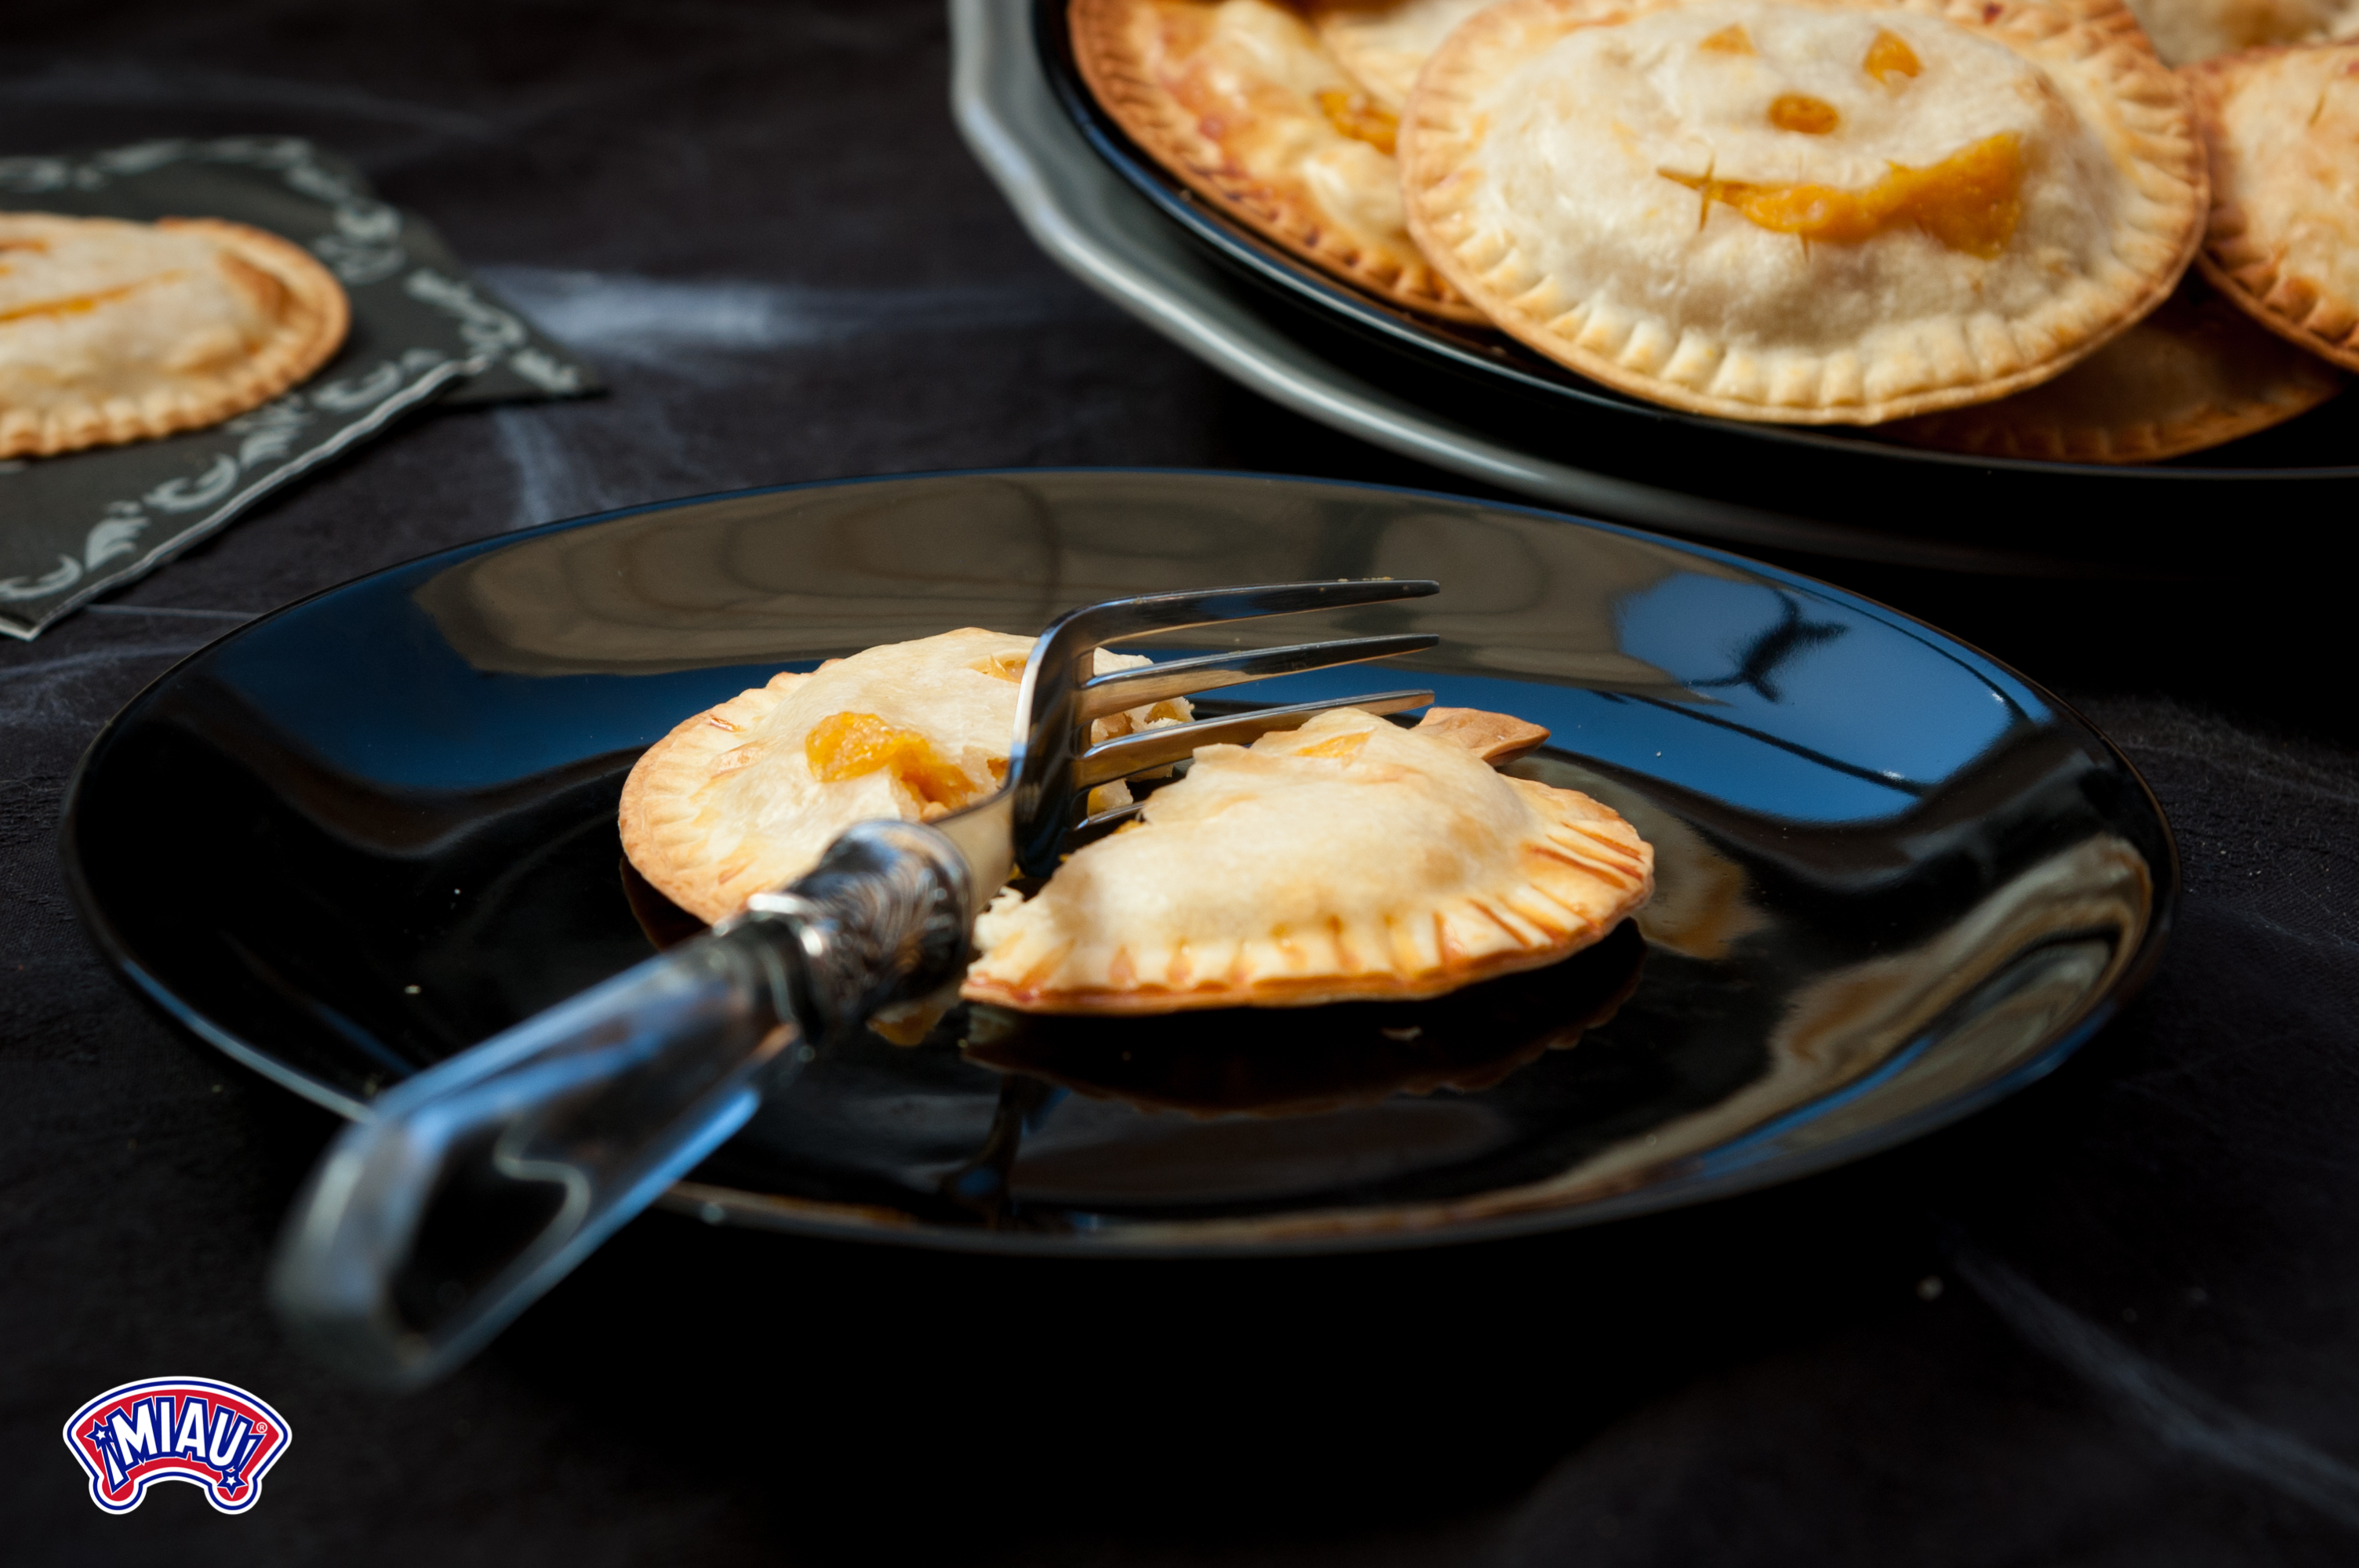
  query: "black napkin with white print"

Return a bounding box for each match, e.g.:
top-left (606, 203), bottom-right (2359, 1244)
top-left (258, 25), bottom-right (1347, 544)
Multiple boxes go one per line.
top-left (0, 136), bottom-right (597, 639)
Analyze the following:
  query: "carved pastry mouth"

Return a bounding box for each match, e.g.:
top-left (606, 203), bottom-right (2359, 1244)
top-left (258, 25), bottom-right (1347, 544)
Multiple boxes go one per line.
top-left (1657, 132), bottom-right (2024, 256)
top-left (0, 272), bottom-right (180, 326)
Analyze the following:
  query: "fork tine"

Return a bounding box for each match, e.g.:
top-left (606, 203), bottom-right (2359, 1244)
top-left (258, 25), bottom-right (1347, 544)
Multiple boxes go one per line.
top-left (1046, 579), bottom-right (1439, 652)
top-left (1074, 689), bottom-right (1434, 788)
top-left (1074, 633), bottom-right (1438, 721)
top-left (1063, 797), bottom-right (1147, 851)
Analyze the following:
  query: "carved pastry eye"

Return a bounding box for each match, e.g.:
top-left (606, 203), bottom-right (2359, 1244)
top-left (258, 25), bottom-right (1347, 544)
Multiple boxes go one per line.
top-left (1865, 30), bottom-right (1923, 84)
top-left (1768, 93), bottom-right (1841, 133)
top-left (1699, 24), bottom-right (1754, 53)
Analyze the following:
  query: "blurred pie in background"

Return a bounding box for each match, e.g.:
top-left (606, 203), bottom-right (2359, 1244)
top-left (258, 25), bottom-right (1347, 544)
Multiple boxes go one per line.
top-left (1068, 0), bottom-right (1485, 319)
top-left (2127, 0), bottom-right (2359, 66)
top-left (1301, 0), bottom-right (1491, 110)
top-left (2186, 41), bottom-right (2359, 372)
top-left (0, 212), bottom-right (348, 459)
top-left (1889, 274), bottom-right (2344, 460)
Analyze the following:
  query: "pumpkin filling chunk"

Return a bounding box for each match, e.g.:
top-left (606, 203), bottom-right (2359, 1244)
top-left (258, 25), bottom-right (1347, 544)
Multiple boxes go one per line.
top-left (804, 711), bottom-right (976, 807)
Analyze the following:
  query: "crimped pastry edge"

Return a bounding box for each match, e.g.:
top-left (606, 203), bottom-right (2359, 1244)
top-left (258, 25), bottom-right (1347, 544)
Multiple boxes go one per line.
top-left (617, 674), bottom-right (805, 925)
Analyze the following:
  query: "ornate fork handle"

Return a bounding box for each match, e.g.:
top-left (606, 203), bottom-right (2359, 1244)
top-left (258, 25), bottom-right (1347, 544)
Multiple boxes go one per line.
top-left (742, 821), bottom-right (976, 1040)
top-left (267, 822), bottom-right (974, 1388)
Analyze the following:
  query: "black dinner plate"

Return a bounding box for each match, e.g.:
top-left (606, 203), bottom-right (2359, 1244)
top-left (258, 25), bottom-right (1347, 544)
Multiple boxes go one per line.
top-left (1033, 0), bottom-right (2359, 568)
top-left (64, 470), bottom-right (2175, 1254)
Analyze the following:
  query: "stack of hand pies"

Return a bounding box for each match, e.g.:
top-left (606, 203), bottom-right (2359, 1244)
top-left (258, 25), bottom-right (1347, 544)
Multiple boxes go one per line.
top-left (1070, 0), bottom-right (2359, 462)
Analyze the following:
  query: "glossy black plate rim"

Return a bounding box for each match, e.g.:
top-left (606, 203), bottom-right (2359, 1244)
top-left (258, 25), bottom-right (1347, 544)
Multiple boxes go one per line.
top-left (60, 468), bottom-right (2182, 1258)
top-left (1031, 0), bottom-right (2359, 487)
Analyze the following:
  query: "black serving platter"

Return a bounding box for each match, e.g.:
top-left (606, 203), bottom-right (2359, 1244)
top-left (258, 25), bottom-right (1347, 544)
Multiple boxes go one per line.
top-left (64, 470), bottom-right (2175, 1254)
top-left (1033, 0), bottom-right (2358, 569)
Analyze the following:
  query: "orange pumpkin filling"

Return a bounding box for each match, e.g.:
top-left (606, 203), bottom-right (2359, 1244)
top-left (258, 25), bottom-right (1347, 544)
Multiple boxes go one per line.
top-left (805, 712), bottom-right (976, 806)
top-left (1317, 89), bottom-right (1398, 154)
top-left (1660, 131), bottom-right (2024, 258)
top-left (1294, 730), bottom-right (1371, 760)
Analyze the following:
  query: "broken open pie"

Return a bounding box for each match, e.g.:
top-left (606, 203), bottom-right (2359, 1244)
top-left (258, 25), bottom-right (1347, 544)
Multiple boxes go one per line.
top-left (2186, 41), bottom-right (2359, 373)
top-left (1068, 0), bottom-right (1485, 320)
top-left (0, 212), bottom-right (350, 459)
top-left (961, 705), bottom-right (1654, 1014)
top-left (619, 629), bottom-right (1187, 924)
top-left (1398, 0), bottom-right (2208, 423)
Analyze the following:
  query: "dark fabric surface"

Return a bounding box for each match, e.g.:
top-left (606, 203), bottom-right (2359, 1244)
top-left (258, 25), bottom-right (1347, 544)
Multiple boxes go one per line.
top-left (6, 3), bottom-right (2358, 1563)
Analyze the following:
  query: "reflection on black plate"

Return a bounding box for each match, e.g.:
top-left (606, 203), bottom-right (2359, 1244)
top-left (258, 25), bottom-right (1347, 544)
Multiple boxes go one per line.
top-left (1026, 0), bottom-right (2358, 564)
top-left (962, 920), bottom-right (1646, 1120)
top-left (64, 470), bottom-right (2175, 1254)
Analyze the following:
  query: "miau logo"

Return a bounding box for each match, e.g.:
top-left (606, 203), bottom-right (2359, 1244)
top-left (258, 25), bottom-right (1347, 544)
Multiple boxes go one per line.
top-left (62, 1377), bottom-right (293, 1515)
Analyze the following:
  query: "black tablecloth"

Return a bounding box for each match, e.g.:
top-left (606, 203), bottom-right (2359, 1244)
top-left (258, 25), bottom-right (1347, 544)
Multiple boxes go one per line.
top-left (8, 4), bottom-right (2359, 1563)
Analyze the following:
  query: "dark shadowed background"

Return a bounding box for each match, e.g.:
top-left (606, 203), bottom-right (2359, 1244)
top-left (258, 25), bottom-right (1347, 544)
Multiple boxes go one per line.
top-left (5, 2), bottom-right (2357, 1563)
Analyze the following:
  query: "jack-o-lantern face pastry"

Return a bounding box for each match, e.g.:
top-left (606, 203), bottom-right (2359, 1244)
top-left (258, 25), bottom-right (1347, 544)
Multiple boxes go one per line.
top-left (1067, 0), bottom-right (1485, 321)
top-left (1399, 0), bottom-right (2208, 423)
top-left (619, 629), bottom-right (1188, 924)
top-left (1301, 0), bottom-right (1495, 111)
top-left (2125, 0), bottom-right (2359, 67)
top-left (0, 212), bottom-right (349, 459)
top-left (2186, 42), bottom-right (2359, 372)
top-left (960, 706), bottom-right (1654, 1014)
top-left (1888, 272), bottom-right (2342, 459)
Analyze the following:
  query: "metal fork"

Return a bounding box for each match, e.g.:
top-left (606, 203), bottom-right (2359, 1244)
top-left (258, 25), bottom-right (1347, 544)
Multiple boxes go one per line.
top-left (269, 579), bottom-right (1438, 1386)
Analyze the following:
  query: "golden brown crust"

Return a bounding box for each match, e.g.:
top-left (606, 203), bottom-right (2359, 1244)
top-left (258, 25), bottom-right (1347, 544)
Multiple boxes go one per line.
top-left (2185, 42), bottom-right (2359, 372)
top-left (1068, 0), bottom-right (1488, 322)
top-left (1400, 0), bottom-right (2210, 424)
top-left (0, 213), bottom-right (350, 459)
top-left (1413, 705), bottom-right (1552, 764)
top-left (1887, 272), bottom-right (2343, 458)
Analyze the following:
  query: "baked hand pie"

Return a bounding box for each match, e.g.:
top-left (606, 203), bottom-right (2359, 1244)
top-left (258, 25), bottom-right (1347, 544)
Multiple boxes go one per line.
top-left (1888, 272), bottom-right (2342, 458)
top-left (1301, 0), bottom-right (1494, 111)
top-left (2125, 0), bottom-right (2359, 66)
top-left (961, 706), bottom-right (1654, 1014)
top-left (2186, 42), bottom-right (2359, 372)
top-left (620, 629), bottom-right (1188, 924)
top-left (0, 212), bottom-right (350, 459)
top-left (1399, 0), bottom-right (2208, 423)
top-left (1068, 0), bottom-right (1485, 320)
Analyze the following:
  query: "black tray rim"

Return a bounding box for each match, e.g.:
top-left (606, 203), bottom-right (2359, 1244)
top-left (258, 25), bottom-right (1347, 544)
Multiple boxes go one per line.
top-left (59, 466), bottom-right (2183, 1258)
top-left (1031, 0), bottom-right (2359, 487)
